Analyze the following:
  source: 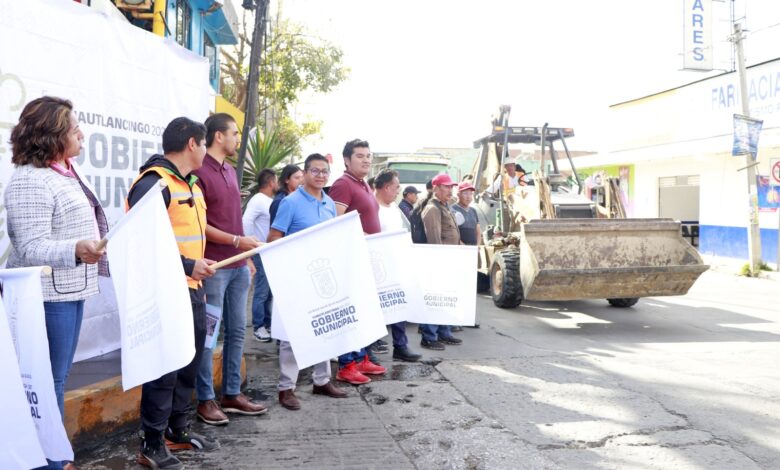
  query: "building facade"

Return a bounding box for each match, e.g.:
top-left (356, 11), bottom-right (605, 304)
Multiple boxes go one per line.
top-left (569, 58), bottom-right (780, 263)
top-left (77, 0), bottom-right (244, 125)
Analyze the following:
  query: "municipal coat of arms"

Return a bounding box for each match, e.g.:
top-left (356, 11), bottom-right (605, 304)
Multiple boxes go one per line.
top-left (308, 258), bottom-right (337, 299)
top-left (369, 250), bottom-right (386, 285)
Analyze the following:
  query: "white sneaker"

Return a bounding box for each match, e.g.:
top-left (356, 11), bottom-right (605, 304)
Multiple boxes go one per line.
top-left (254, 326), bottom-right (272, 342)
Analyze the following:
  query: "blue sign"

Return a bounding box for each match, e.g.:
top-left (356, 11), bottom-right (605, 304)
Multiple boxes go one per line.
top-left (757, 176), bottom-right (780, 209)
top-left (732, 114), bottom-right (763, 160)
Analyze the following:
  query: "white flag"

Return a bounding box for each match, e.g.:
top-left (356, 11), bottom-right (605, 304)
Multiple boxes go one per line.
top-left (0, 271), bottom-right (48, 469)
top-left (409, 245), bottom-right (478, 326)
top-left (365, 230), bottom-right (423, 325)
top-left (106, 182), bottom-right (195, 391)
top-left (270, 300), bottom-right (288, 342)
top-left (261, 212), bottom-right (386, 369)
top-left (0, 267), bottom-right (73, 464)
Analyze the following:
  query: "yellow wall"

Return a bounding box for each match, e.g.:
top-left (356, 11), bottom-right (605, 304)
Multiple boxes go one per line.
top-left (215, 95), bottom-right (245, 130)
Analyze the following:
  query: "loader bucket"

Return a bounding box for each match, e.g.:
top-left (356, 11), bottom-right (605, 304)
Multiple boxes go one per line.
top-left (519, 219), bottom-right (708, 301)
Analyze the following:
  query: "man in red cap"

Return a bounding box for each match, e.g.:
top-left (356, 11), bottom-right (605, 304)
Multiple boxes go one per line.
top-left (419, 174), bottom-right (464, 350)
top-left (452, 181), bottom-right (482, 329)
top-left (452, 181), bottom-right (481, 246)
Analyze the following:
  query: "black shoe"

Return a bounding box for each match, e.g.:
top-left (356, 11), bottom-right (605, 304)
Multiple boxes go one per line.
top-left (370, 342), bottom-right (390, 354)
top-left (439, 336), bottom-right (463, 345)
top-left (165, 426), bottom-right (219, 452)
top-left (466, 323), bottom-right (480, 328)
top-left (138, 431), bottom-right (183, 469)
top-left (375, 339), bottom-right (388, 347)
top-left (417, 326), bottom-right (423, 335)
top-left (393, 347), bottom-right (422, 362)
top-left (420, 339), bottom-right (445, 351)
top-left (451, 326), bottom-right (464, 332)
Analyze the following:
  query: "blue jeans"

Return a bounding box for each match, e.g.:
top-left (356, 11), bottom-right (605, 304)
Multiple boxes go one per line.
top-left (197, 266), bottom-right (250, 400)
top-left (44, 300), bottom-right (85, 420)
top-left (421, 324), bottom-right (452, 342)
top-left (251, 254), bottom-right (272, 330)
top-left (338, 348), bottom-right (367, 368)
top-left (40, 300), bottom-right (83, 470)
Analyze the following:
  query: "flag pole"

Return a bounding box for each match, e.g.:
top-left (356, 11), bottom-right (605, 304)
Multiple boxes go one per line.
top-left (210, 246), bottom-right (264, 270)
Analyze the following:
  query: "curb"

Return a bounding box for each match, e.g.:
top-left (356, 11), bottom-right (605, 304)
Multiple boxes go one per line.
top-left (64, 345), bottom-right (246, 448)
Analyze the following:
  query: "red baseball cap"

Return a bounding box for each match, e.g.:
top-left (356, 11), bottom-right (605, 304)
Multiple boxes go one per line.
top-left (431, 174), bottom-right (457, 186)
top-left (458, 181), bottom-right (476, 193)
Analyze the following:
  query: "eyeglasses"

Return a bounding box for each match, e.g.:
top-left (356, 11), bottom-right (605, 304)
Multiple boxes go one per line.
top-left (308, 168), bottom-right (330, 176)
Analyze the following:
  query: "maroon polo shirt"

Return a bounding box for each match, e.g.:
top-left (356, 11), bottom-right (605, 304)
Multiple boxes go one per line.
top-left (193, 153), bottom-right (245, 268)
top-left (329, 170), bottom-right (381, 234)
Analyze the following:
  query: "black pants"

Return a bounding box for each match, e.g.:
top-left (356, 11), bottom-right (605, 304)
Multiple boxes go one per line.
top-left (140, 287), bottom-right (207, 433)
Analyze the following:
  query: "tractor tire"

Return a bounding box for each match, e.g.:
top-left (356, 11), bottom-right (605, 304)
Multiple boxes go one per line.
top-left (490, 250), bottom-right (523, 309)
top-left (477, 272), bottom-right (490, 293)
top-left (607, 298), bottom-right (639, 308)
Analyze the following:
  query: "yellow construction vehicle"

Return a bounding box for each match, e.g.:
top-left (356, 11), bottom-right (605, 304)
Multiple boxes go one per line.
top-left (472, 106), bottom-right (707, 308)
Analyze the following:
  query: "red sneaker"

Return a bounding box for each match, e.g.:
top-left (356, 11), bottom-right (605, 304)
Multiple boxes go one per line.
top-left (336, 361), bottom-right (371, 385)
top-left (356, 356), bottom-right (386, 375)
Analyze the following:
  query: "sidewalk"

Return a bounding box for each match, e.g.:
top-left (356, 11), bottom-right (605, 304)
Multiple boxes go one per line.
top-left (64, 345), bottom-right (244, 448)
top-left (701, 254), bottom-right (780, 281)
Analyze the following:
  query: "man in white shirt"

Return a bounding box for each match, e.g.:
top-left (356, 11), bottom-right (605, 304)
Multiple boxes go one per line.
top-left (242, 169), bottom-right (278, 342)
top-left (374, 169), bottom-right (422, 362)
top-left (487, 155), bottom-right (520, 195)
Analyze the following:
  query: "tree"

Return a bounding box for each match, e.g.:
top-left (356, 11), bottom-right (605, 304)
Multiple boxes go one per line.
top-left (220, 12), bottom-right (348, 153)
top-left (229, 126), bottom-right (298, 202)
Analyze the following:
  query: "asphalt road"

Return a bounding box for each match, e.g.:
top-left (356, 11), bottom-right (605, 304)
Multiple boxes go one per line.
top-left (79, 269), bottom-right (780, 469)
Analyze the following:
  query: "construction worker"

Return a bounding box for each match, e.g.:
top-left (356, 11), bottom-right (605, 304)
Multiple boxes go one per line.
top-left (487, 155), bottom-right (520, 195)
top-left (127, 117), bottom-right (218, 470)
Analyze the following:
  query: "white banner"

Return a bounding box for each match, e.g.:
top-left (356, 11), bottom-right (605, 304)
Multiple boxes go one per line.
top-left (683, 0), bottom-right (713, 71)
top-left (0, 267), bottom-right (73, 463)
top-left (409, 245), bottom-right (478, 326)
top-left (365, 230), bottom-right (423, 325)
top-left (0, 0), bottom-right (212, 362)
top-left (106, 182), bottom-right (195, 391)
top-left (261, 212), bottom-right (387, 369)
top-left (0, 277), bottom-right (47, 470)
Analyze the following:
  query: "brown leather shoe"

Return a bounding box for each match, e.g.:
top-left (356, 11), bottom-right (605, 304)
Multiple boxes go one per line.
top-left (220, 393), bottom-right (268, 415)
top-left (278, 389), bottom-right (301, 410)
top-left (197, 400), bottom-right (229, 425)
top-left (312, 382), bottom-right (348, 398)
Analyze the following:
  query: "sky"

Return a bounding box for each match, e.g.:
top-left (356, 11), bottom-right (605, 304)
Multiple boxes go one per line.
top-left (233, 0), bottom-right (780, 157)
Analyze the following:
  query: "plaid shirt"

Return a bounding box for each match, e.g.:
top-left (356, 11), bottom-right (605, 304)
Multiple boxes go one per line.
top-left (5, 164), bottom-right (109, 301)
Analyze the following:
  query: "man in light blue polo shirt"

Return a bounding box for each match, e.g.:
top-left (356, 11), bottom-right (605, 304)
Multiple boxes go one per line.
top-left (266, 153), bottom-right (348, 411)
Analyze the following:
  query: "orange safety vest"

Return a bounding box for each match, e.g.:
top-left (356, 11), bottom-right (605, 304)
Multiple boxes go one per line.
top-left (502, 173), bottom-right (526, 192)
top-left (501, 174), bottom-right (512, 192)
top-left (128, 167), bottom-right (207, 289)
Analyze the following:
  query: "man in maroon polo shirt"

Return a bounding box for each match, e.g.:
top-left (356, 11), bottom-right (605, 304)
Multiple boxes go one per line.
top-left (328, 138), bottom-right (387, 385)
top-left (193, 113), bottom-right (268, 425)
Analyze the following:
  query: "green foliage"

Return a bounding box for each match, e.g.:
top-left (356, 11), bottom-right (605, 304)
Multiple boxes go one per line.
top-left (229, 127), bottom-right (297, 199)
top-left (219, 14), bottom-right (348, 153)
top-left (258, 20), bottom-right (349, 116)
top-left (739, 261), bottom-right (772, 277)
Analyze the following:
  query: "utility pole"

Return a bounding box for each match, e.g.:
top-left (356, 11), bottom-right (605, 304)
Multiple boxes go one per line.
top-left (235, 0), bottom-right (270, 187)
top-left (732, 22), bottom-right (762, 275)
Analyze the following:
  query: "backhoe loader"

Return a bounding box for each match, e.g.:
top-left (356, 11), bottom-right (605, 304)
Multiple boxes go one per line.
top-left (472, 106), bottom-right (707, 308)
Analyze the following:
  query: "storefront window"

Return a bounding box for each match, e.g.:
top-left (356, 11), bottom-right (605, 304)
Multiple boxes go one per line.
top-left (175, 0), bottom-right (191, 49)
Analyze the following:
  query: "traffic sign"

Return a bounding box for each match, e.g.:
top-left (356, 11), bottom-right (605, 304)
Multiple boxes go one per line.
top-left (771, 159), bottom-right (780, 185)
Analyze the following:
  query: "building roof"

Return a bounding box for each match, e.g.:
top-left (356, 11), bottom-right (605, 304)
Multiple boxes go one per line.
top-left (610, 56), bottom-right (780, 109)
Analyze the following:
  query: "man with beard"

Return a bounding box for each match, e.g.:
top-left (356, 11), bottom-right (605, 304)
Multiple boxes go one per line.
top-left (193, 113), bottom-right (267, 426)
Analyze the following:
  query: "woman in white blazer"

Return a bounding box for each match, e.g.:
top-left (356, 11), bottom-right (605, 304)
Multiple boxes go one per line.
top-left (5, 96), bottom-right (108, 470)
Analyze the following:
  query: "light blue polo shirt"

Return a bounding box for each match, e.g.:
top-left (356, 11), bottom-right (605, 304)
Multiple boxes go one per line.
top-left (271, 186), bottom-right (336, 235)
